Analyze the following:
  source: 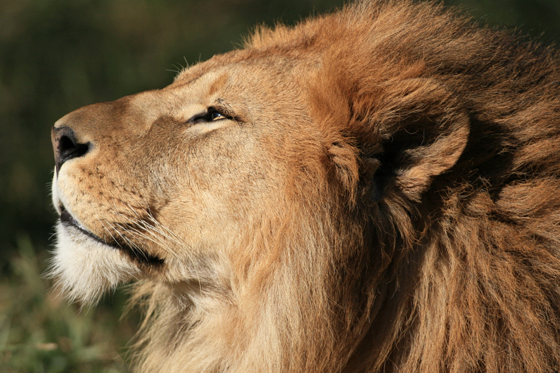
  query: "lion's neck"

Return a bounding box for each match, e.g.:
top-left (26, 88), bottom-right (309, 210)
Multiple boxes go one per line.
top-left (131, 281), bottom-right (327, 372)
top-left (130, 244), bottom-right (371, 372)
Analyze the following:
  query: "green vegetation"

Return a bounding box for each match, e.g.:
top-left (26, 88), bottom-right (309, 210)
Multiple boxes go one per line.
top-left (0, 236), bottom-right (136, 372)
top-left (0, 0), bottom-right (558, 371)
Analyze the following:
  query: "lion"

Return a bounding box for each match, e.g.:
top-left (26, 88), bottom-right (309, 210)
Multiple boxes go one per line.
top-left (49, 0), bottom-right (560, 372)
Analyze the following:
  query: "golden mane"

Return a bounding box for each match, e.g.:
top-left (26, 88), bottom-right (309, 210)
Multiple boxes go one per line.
top-left (134, 2), bottom-right (560, 371)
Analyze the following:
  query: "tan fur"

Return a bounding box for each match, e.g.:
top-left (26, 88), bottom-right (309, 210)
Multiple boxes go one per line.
top-left (50, 1), bottom-right (560, 372)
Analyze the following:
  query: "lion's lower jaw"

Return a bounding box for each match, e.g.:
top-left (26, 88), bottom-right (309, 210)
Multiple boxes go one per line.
top-left (48, 222), bottom-right (141, 305)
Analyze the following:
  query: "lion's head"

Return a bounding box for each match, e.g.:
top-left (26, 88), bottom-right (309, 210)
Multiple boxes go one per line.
top-left (50, 1), bottom-right (560, 372)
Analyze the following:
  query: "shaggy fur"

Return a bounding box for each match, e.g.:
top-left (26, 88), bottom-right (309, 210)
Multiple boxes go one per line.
top-left (50, 1), bottom-right (560, 372)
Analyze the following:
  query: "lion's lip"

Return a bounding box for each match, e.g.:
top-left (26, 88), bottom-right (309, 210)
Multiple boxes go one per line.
top-left (58, 205), bottom-right (164, 266)
top-left (59, 206), bottom-right (116, 248)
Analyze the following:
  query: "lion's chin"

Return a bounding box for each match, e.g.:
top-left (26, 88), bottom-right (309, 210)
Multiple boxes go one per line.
top-left (48, 222), bottom-right (141, 305)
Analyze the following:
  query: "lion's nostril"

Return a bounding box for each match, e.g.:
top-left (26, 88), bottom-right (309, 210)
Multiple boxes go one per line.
top-left (58, 134), bottom-right (89, 160)
top-left (52, 126), bottom-right (91, 174)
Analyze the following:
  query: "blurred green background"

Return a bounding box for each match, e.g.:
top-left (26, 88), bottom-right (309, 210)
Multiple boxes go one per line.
top-left (1, 0), bottom-right (559, 371)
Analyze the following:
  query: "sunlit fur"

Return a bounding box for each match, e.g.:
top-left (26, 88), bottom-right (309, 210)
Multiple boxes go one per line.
top-left (50, 1), bottom-right (560, 372)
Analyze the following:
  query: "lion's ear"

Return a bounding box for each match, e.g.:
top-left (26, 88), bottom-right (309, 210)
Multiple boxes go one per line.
top-left (364, 78), bottom-right (470, 202)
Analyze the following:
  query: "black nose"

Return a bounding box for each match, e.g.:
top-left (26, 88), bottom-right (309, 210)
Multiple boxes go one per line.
top-left (51, 126), bottom-right (91, 174)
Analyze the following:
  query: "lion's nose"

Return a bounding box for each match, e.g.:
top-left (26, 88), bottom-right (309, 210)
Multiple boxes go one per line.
top-left (52, 126), bottom-right (91, 174)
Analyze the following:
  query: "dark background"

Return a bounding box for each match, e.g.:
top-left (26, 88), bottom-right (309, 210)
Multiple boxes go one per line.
top-left (1, 0), bottom-right (559, 371)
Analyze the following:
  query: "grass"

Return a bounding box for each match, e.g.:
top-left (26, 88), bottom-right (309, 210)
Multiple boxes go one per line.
top-left (0, 236), bottom-right (138, 373)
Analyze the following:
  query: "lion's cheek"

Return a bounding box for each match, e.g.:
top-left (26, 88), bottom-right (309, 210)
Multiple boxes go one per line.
top-left (48, 222), bottom-right (141, 305)
top-left (156, 197), bottom-right (240, 250)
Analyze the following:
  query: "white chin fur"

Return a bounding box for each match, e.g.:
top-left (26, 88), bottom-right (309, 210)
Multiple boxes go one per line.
top-left (48, 222), bottom-right (141, 305)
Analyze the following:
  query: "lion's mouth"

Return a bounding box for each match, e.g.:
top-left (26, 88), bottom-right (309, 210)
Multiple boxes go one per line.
top-left (59, 205), bottom-right (164, 266)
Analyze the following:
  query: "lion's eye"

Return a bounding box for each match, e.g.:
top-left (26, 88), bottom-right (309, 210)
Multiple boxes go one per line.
top-left (209, 110), bottom-right (225, 121)
top-left (189, 108), bottom-right (228, 124)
